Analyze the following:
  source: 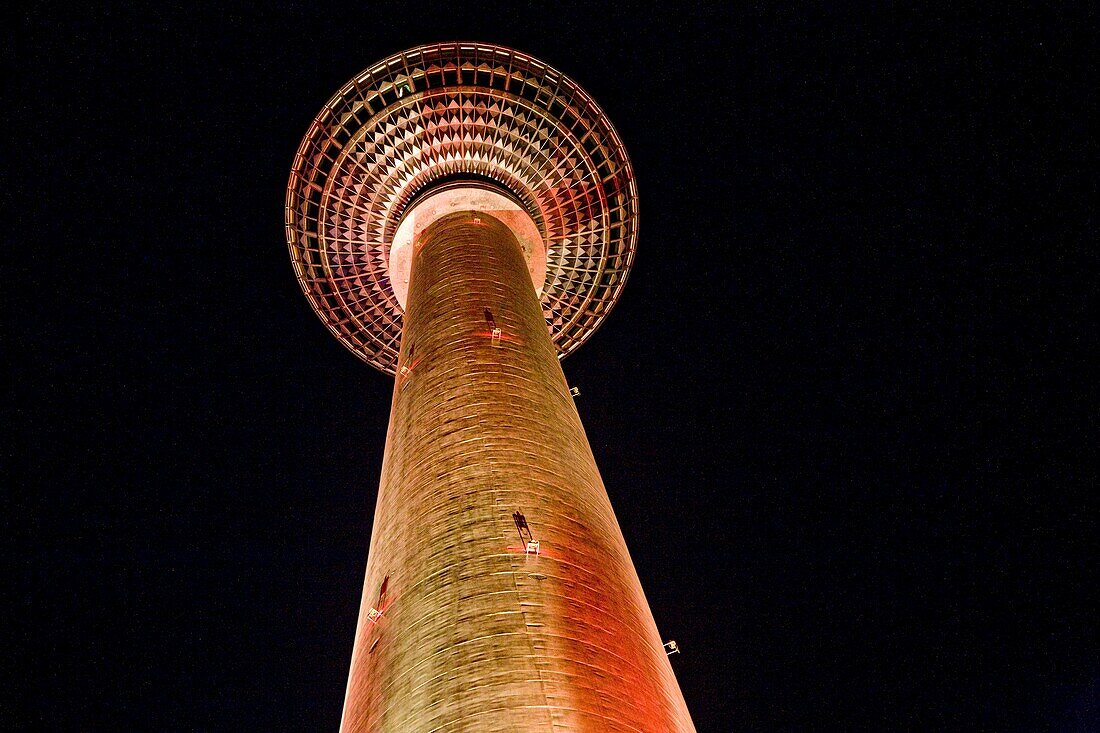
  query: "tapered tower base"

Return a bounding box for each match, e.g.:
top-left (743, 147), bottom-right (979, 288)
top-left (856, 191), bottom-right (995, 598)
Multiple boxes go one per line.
top-left (340, 212), bottom-right (693, 732)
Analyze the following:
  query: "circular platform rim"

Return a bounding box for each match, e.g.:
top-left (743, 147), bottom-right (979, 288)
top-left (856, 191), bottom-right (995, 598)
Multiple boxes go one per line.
top-left (286, 42), bottom-right (639, 375)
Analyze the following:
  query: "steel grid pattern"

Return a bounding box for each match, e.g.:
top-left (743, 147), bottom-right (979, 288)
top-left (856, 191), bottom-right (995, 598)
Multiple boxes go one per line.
top-left (285, 43), bottom-right (638, 374)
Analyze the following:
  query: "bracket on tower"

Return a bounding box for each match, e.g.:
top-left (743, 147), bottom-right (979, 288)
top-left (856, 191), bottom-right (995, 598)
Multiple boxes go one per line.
top-left (367, 576), bottom-right (391, 625)
top-left (513, 510), bottom-right (540, 557)
top-left (485, 309), bottom-right (502, 346)
top-left (664, 640), bottom-right (680, 656)
top-left (569, 386), bottom-right (581, 397)
top-left (513, 511), bottom-right (533, 543)
top-left (399, 344), bottom-right (416, 388)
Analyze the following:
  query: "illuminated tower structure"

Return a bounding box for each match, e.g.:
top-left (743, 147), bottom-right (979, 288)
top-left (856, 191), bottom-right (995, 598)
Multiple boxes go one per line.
top-left (285, 43), bottom-right (695, 732)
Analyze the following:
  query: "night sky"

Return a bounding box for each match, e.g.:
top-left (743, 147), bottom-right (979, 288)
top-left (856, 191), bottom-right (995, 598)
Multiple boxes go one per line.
top-left (11, 3), bottom-right (1096, 731)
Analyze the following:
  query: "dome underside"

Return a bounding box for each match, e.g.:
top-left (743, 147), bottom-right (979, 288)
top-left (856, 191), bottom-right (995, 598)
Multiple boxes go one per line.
top-left (286, 42), bottom-right (638, 375)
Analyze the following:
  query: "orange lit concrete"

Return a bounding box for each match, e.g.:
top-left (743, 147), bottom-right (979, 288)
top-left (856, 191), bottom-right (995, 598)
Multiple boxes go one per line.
top-left (339, 212), bottom-right (694, 732)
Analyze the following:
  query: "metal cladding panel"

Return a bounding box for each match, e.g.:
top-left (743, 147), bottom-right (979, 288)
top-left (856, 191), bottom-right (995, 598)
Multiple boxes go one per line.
top-left (340, 213), bottom-right (694, 732)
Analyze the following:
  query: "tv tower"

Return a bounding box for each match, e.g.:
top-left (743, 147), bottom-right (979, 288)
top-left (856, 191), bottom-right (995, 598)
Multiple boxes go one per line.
top-left (285, 43), bottom-right (695, 732)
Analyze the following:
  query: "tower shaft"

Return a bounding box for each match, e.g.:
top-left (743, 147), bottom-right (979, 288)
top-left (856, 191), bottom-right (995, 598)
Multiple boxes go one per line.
top-left (340, 213), bottom-right (694, 732)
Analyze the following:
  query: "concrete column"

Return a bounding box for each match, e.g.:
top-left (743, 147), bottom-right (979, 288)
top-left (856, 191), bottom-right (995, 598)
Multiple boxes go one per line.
top-left (340, 212), bottom-right (695, 732)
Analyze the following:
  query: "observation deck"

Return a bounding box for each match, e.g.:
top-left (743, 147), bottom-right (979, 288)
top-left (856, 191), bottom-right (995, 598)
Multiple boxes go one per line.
top-left (285, 42), bottom-right (638, 374)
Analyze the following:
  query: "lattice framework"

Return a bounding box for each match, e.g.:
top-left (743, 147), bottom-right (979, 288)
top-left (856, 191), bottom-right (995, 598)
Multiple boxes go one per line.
top-left (286, 42), bottom-right (639, 374)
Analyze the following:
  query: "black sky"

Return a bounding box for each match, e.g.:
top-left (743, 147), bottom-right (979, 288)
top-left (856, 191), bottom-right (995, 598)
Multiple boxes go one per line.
top-left (9, 2), bottom-right (1097, 731)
